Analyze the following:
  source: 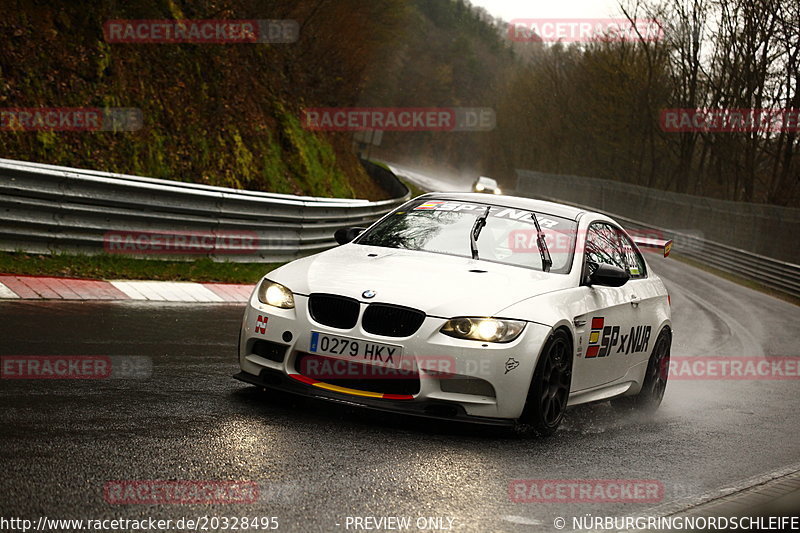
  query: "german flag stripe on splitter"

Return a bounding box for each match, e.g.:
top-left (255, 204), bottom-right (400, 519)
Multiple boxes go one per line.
top-left (288, 374), bottom-right (414, 400)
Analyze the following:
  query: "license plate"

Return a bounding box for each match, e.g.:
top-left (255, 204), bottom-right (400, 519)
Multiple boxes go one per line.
top-left (309, 332), bottom-right (403, 369)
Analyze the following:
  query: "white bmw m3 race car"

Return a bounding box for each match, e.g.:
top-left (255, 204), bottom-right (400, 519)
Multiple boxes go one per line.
top-left (235, 193), bottom-right (673, 435)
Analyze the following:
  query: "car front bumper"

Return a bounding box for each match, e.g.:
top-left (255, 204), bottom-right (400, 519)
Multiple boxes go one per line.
top-left (236, 290), bottom-right (554, 421)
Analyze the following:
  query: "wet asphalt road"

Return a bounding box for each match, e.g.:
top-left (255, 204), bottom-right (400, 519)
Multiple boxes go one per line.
top-left (1, 255), bottom-right (800, 533)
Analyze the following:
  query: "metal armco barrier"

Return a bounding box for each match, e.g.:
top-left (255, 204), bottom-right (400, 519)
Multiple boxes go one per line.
top-left (0, 158), bottom-right (410, 263)
top-left (516, 170), bottom-right (800, 299)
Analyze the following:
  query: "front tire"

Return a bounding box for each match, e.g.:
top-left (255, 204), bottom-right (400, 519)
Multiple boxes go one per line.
top-left (612, 328), bottom-right (671, 411)
top-left (515, 329), bottom-right (572, 437)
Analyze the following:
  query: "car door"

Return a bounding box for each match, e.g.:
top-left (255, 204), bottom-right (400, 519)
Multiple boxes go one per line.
top-left (616, 229), bottom-right (661, 374)
top-left (572, 222), bottom-right (640, 390)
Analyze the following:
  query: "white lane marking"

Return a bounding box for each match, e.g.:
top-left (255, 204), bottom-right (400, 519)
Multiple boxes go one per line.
top-left (121, 281), bottom-right (168, 301)
top-left (128, 281), bottom-right (230, 302)
top-left (137, 282), bottom-right (175, 301)
top-left (109, 281), bottom-right (148, 300)
top-left (636, 460), bottom-right (800, 520)
top-left (81, 280), bottom-right (245, 302)
top-left (158, 282), bottom-right (200, 302)
top-left (0, 281), bottom-right (20, 299)
top-left (0, 278), bottom-right (249, 303)
top-left (180, 283), bottom-right (224, 302)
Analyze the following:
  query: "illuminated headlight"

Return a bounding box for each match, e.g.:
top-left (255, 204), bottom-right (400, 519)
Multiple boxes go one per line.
top-left (257, 279), bottom-right (295, 309)
top-left (440, 317), bottom-right (525, 343)
top-left (494, 188), bottom-right (502, 195)
top-left (475, 184), bottom-right (485, 192)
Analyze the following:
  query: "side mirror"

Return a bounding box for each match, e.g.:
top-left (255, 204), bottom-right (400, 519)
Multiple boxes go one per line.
top-left (588, 263), bottom-right (630, 287)
top-left (334, 227), bottom-right (366, 245)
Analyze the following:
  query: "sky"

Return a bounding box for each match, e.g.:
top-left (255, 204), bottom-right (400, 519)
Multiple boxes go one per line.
top-left (468, 0), bottom-right (628, 21)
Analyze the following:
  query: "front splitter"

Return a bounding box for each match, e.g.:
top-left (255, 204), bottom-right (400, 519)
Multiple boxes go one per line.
top-left (233, 369), bottom-right (514, 428)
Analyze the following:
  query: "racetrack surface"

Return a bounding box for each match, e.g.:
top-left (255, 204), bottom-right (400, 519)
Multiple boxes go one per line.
top-left (387, 163), bottom-right (471, 195)
top-left (1, 251), bottom-right (799, 531)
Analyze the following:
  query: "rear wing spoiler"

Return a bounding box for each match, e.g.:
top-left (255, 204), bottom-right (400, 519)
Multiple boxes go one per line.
top-left (632, 236), bottom-right (673, 257)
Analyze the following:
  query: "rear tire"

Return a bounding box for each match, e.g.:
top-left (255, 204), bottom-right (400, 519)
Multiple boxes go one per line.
top-left (515, 329), bottom-right (572, 437)
top-left (611, 328), bottom-right (671, 411)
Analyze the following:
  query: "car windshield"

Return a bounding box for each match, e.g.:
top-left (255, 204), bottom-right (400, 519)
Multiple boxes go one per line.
top-left (356, 199), bottom-right (577, 273)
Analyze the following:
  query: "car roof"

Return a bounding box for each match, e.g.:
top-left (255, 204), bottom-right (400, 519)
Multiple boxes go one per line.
top-left (416, 192), bottom-right (587, 221)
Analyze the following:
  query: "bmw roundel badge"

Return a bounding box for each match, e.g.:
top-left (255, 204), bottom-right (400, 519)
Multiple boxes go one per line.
top-left (362, 289), bottom-right (376, 299)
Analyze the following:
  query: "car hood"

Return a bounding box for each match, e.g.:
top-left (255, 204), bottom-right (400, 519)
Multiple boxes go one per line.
top-left (269, 244), bottom-right (572, 318)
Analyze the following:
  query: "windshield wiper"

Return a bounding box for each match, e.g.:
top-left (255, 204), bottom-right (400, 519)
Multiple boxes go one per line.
top-left (470, 206), bottom-right (491, 260)
top-left (531, 212), bottom-right (553, 272)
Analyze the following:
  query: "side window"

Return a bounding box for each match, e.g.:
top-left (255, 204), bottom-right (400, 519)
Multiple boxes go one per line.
top-left (619, 232), bottom-right (648, 279)
top-left (585, 223), bottom-right (626, 270)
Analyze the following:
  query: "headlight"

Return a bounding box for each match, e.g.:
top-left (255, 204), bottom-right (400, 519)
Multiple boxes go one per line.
top-left (257, 279), bottom-right (295, 309)
top-left (475, 184), bottom-right (485, 191)
top-left (440, 317), bottom-right (525, 343)
top-left (494, 188), bottom-right (502, 195)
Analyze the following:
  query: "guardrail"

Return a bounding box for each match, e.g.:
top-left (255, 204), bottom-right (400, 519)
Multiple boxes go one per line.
top-left (516, 170), bottom-right (800, 263)
top-left (514, 173), bottom-right (800, 299)
top-left (0, 158), bottom-right (410, 263)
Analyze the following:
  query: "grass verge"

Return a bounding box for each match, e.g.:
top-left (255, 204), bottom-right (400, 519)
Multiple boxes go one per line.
top-left (0, 252), bottom-right (281, 284)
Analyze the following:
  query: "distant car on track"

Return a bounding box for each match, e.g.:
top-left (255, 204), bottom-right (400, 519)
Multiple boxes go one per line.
top-left (235, 193), bottom-right (673, 435)
top-left (473, 176), bottom-right (501, 194)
